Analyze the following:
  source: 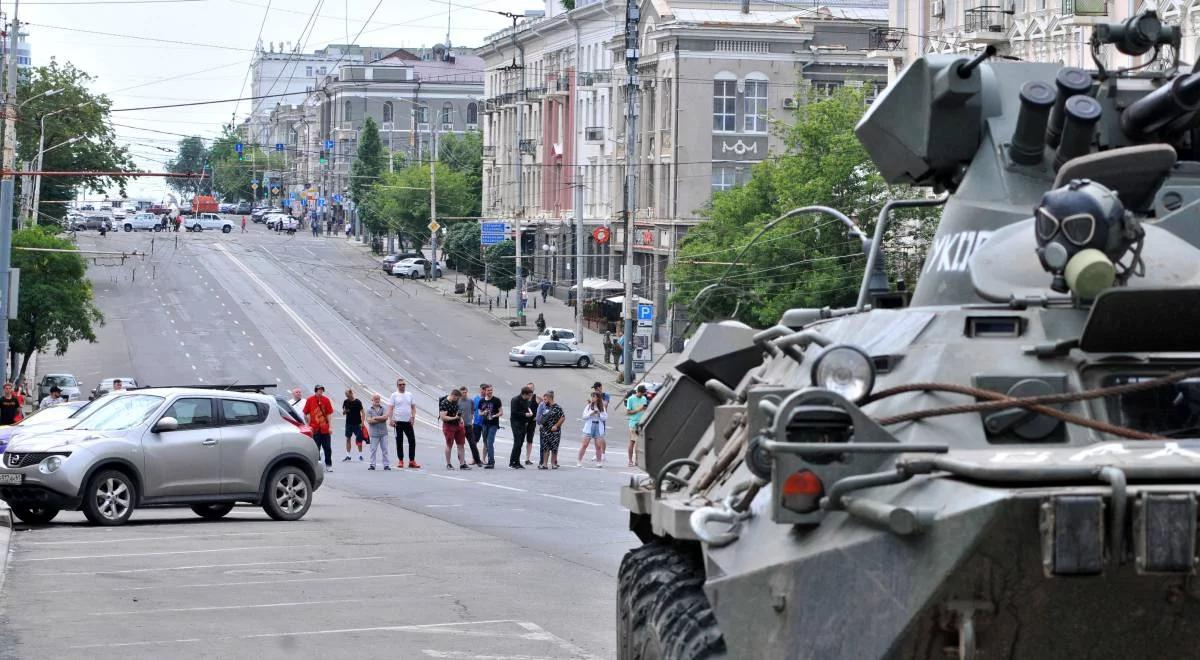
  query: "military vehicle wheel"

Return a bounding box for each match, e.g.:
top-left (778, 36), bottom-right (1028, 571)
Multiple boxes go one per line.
top-left (617, 540), bottom-right (727, 660)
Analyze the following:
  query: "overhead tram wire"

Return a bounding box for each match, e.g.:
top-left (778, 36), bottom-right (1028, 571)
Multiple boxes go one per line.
top-left (253, 0), bottom-right (326, 121)
top-left (231, 0), bottom-right (274, 124)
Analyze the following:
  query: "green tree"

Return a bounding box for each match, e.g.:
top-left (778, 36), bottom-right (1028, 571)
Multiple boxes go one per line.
top-left (207, 127), bottom-right (285, 203)
top-left (484, 239), bottom-right (518, 291)
top-left (15, 62), bottom-right (137, 224)
top-left (363, 163), bottom-right (476, 249)
top-left (351, 118), bottom-right (385, 231)
top-left (167, 136), bottom-right (211, 196)
top-left (438, 131), bottom-right (482, 217)
top-left (667, 87), bottom-right (936, 326)
top-left (443, 221), bottom-right (483, 276)
top-left (8, 228), bottom-right (103, 384)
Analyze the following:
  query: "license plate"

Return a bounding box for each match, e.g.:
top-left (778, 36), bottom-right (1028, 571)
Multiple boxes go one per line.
top-left (0, 473), bottom-right (23, 485)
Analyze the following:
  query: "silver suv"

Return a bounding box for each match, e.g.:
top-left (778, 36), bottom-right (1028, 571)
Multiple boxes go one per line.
top-left (0, 387), bottom-right (322, 526)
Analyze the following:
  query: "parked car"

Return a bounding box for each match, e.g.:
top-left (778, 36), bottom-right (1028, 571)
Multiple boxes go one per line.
top-left (218, 202), bottom-right (236, 214)
top-left (122, 213), bottom-right (161, 232)
top-left (509, 339), bottom-right (593, 368)
top-left (38, 374), bottom-right (82, 403)
top-left (537, 327), bottom-right (579, 346)
top-left (251, 206), bottom-right (272, 222)
top-left (70, 214), bottom-right (111, 231)
top-left (0, 387), bottom-right (323, 525)
top-left (91, 377), bottom-right (138, 400)
top-left (391, 258), bottom-right (443, 279)
top-left (265, 214), bottom-right (296, 231)
top-left (188, 213), bottom-right (234, 233)
top-left (111, 207), bottom-right (127, 220)
top-left (0, 401), bottom-right (89, 453)
top-left (236, 201), bottom-right (253, 214)
top-left (147, 204), bottom-right (170, 216)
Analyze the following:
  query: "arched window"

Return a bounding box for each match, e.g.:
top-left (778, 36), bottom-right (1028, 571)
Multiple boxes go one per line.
top-left (382, 101), bottom-right (394, 124)
top-left (344, 100), bottom-right (352, 122)
top-left (441, 102), bottom-right (453, 126)
top-left (466, 102), bottom-right (478, 126)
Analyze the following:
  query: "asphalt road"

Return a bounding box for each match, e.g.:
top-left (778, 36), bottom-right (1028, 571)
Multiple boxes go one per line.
top-left (0, 221), bottom-right (641, 659)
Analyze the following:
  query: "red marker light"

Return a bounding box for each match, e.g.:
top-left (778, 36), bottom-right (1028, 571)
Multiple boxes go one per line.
top-left (781, 470), bottom-right (823, 513)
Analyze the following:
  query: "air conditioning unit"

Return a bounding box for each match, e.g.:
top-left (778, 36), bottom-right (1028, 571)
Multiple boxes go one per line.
top-left (381, 122), bottom-right (394, 131)
top-left (782, 97), bottom-right (796, 109)
top-left (585, 127), bottom-right (604, 141)
top-left (932, 0), bottom-right (945, 17)
top-left (442, 122), bottom-right (455, 131)
top-left (466, 123), bottom-right (478, 131)
top-left (417, 123), bottom-right (430, 132)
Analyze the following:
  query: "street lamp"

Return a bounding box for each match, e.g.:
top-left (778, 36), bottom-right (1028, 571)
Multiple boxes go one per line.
top-left (542, 242), bottom-right (557, 287)
top-left (31, 133), bottom-right (83, 226)
top-left (19, 87), bottom-right (64, 110)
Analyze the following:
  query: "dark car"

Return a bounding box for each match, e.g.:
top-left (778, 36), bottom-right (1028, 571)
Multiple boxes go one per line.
top-left (251, 207), bottom-right (271, 223)
top-left (235, 201), bottom-right (252, 214)
top-left (70, 215), bottom-right (111, 231)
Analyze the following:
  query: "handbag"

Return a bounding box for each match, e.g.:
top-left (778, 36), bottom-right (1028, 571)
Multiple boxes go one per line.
top-left (361, 423), bottom-right (371, 443)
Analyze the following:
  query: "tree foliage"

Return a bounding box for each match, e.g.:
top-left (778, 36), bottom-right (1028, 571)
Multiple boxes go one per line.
top-left (166, 136), bottom-right (211, 196)
top-left (667, 87), bottom-right (937, 327)
top-left (443, 221), bottom-right (483, 276)
top-left (206, 127), bottom-right (286, 203)
top-left (8, 228), bottom-right (103, 384)
top-left (15, 62), bottom-right (136, 223)
top-left (484, 239), bottom-right (518, 291)
top-left (350, 117), bottom-right (385, 226)
top-left (362, 163), bottom-right (476, 247)
top-left (438, 131), bottom-right (482, 217)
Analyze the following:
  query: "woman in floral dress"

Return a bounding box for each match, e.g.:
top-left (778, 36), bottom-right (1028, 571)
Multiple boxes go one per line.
top-left (538, 391), bottom-right (566, 469)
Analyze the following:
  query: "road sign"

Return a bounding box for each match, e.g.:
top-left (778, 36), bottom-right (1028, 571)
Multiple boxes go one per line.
top-left (333, 194), bottom-right (343, 203)
top-left (324, 139), bottom-right (335, 149)
top-left (428, 220), bottom-right (441, 233)
top-left (251, 183), bottom-right (258, 191)
top-left (251, 179), bottom-right (258, 185)
top-left (235, 142), bottom-right (243, 153)
top-left (275, 143), bottom-right (285, 152)
top-left (637, 303), bottom-right (654, 325)
top-left (271, 187), bottom-right (279, 195)
top-left (317, 198), bottom-right (326, 207)
top-left (480, 221), bottom-right (506, 245)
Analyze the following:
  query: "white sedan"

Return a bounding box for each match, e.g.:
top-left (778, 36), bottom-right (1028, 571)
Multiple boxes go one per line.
top-left (391, 258), bottom-right (443, 279)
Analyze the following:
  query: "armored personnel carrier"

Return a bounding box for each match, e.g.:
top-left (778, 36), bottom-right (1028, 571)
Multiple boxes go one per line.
top-left (618, 10), bottom-right (1200, 659)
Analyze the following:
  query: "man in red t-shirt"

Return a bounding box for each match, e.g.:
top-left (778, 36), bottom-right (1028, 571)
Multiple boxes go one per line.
top-left (303, 385), bottom-right (335, 471)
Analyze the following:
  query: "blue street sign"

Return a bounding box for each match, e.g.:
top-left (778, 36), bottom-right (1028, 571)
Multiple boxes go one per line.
top-left (251, 179), bottom-right (258, 185)
top-left (234, 142), bottom-right (243, 153)
top-left (333, 194), bottom-right (343, 203)
top-left (275, 143), bottom-right (285, 152)
top-left (324, 139), bottom-right (335, 150)
top-left (480, 221), bottom-right (506, 246)
top-left (637, 303), bottom-right (654, 322)
top-left (317, 198), bottom-right (326, 207)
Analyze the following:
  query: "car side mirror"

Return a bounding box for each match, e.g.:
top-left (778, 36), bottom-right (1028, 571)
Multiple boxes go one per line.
top-left (153, 417), bottom-right (179, 433)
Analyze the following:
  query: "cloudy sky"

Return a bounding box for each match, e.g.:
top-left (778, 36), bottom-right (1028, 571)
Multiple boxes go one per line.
top-left (14, 0), bottom-right (530, 200)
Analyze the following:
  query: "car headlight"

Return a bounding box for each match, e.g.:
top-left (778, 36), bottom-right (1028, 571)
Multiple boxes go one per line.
top-left (38, 454), bottom-right (66, 474)
top-left (811, 344), bottom-right (875, 404)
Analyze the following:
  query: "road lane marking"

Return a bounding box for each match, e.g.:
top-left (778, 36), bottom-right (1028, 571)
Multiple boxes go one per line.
top-left (93, 598), bottom-right (365, 616)
top-left (38, 573), bottom-right (413, 595)
top-left (427, 474), bottom-right (467, 482)
top-left (42, 556), bottom-right (381, 576)
top-left (424, 504), bottom-right (462, 508)
top-left (540, 494), bottom-right (601, 507)
top-left (423, 653), bottom-right (558, 660)
top-left (16, 544), bottom-right (315, 562)
top-left (23, 531), bottom-right (313, 546)
top-left (477, 482), bottom-right (526, 492)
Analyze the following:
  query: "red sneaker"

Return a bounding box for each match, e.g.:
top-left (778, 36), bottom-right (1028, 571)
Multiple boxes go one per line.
top-left (407, 460), bottom-right (422, 469)
top-left (396, 461), bottom-right (405, 469)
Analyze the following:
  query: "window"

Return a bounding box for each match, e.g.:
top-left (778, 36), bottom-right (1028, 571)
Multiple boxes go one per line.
top-left (713, 80), bottom-right (736, 132)
top-left (466, 102), bottom-right (478, 126)
top-left (416, 106), bottom-right (429, 124)
top-left (382, 101), bottom-right (393, 124)
top-left (344, 100), bottom-right (352, 121)
top-left (222, 399), bottom-right (266, 425)
top-left (744, 79), bottom-right (768, 132)
top-left (306, 66), bottom-right (313, 76)
top-left (811, 80), bottom-right (844, 97)
top-left (441, 102), bottom-right (453, 125)
top-left (79, 395), bottom-right (164, 432)
top-left (163, 398), bottom-right (215, 430)
top-left (712, 165), bottom-right (738, 192)
top-left (318, 66), bottom-right (326, 75)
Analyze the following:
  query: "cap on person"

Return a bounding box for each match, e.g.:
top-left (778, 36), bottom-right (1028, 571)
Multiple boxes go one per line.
top-left (636, 384), bottom-right (647, 394)
top-left (314, 385), bottom-right (324, 392)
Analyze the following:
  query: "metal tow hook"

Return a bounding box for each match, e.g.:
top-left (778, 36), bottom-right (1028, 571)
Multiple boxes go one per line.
top-left (690, 489), bottom-right (755, 547)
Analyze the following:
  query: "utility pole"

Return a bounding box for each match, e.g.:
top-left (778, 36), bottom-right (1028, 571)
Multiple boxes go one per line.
top-left (621, 0), bottom-right (639, 384)
top-left (500, 11), bottom-right (526, 324)
top-left (0, 2), bottom-right (20, 380)
top-left (569, 15), bottom-right (585, 345)
top-left (429, 115), bottom-right (438, 278)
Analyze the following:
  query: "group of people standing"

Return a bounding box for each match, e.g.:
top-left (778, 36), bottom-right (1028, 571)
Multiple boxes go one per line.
top-left (287, 379), bottom-right (652, 473)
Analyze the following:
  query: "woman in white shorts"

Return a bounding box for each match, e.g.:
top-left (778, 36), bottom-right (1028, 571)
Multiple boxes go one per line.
top-left (578, 391), bottom-right (608, 467)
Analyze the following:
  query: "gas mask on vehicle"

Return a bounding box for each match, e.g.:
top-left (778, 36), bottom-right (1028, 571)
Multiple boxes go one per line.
top-left (1034, 178), bottom-right (1145, 300)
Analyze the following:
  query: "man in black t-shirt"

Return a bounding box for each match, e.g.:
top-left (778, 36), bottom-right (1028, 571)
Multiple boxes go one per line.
top-left (342, 389), bottom-right (366, 463)
top-left (476, 384), bottom-right (503, 468)
top-left (508, 387), bottom-right (535, 469)
top-left (439, 389), bottom-right (470, 470)
top-left (0, 382), bottom-right (20, 426)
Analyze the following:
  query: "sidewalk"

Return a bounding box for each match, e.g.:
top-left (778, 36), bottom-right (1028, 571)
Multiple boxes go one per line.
top-left (352, 237), bottom-right (681, 387)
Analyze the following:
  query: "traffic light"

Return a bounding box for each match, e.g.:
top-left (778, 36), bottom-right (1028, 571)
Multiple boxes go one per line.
top-left (319, 151), bottom-right (328, 165)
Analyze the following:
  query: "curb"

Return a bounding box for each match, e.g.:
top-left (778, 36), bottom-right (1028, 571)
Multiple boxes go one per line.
top-left (0, 502), bottom-right (12, 597)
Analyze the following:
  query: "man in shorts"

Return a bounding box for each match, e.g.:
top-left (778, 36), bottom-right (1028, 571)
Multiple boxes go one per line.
top-left (624, 384), bottom-right (650, 467)
top-left (439, 388), bottom-right (470, 470)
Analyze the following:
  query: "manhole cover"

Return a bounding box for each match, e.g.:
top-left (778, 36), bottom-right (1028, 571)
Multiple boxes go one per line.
top-left (224, 568), bottom-right (314, 576)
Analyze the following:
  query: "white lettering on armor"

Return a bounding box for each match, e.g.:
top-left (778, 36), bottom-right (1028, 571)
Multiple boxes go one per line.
top-left (989, 450), bottom-right (1051, 464)
top-left (923, 231), bottom-right (994, 273)
top-left (1142, 442), bottom-right (1200, 461)
top-left (1068, 443), bottom-right (1132, 462)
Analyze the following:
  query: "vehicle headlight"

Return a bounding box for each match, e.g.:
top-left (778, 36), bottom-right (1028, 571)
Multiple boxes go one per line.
top-left (811, 345), bottom-right (875, 404)
top-left (38, 454), bottom-right (66, 474)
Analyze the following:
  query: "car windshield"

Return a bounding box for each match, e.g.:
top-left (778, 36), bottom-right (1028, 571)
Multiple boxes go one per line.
top-left (19, 403), bottom-right (82, 425)
top-left (45, 375), bottom-right (77, 387)
top-left (76, 394), bottom-right (163, 431)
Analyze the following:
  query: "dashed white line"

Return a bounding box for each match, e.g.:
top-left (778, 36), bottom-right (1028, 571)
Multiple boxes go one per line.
top-left (477, 482), bottom-right (526, 493)
top-left (541, 493), bottom-right (601, 507)
top-left (93, 598), bottom-right (364, 616)
top-left (17, 545), bottom-right (314, 563)
top-left (427, 474), bottom-right (467, 482)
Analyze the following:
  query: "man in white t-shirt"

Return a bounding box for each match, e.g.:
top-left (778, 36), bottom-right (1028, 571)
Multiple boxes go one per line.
top-left (386, 378), bottom-right (419, 468)
top-left (287, 387), bottom-right (305, 420)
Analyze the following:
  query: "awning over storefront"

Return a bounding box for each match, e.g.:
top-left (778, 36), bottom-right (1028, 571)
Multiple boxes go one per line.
top-left (570, 278), bottom-right (624, 291)
top-left (603, 294), bottom-right (653, 305)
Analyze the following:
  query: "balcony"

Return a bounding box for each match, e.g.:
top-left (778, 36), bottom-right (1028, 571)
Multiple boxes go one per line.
top-left (548, 75), bottom-right (571, 96)
top-left (1060, 0), bottom-right (1109, 20)
top-left (483, 145), bottom-right (496, 159)
top-left (525, 86), bottom-right (546, 101)
top-left (578, 72), bottom-right (595, 87)
top-left (962, 6), bottom-right (1012, 44)
top-left (585, 127), bottom-right (604, 142)
top-left (868, 28), bottom-right (903, 51)
top-left (519, 139), bottom-right (536, 155)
